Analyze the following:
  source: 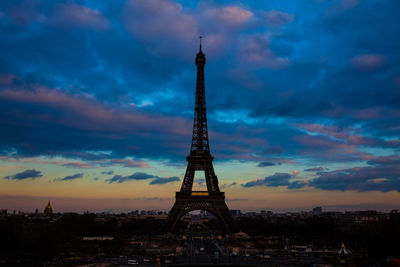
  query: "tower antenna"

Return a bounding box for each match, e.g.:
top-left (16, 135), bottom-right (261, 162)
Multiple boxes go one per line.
top-left (199, 36), bottom-right (202, 51)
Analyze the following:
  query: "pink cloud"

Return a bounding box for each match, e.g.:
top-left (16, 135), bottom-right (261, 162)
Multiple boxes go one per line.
top-left (0, 156), bottom-right (92, 168)
top-left (292, 130), bottom-right (399, 162)
top-left (240, 35), bottom-right (289, 69)
top-left (326, 0), bottom-right (360, 16)
top-left (213, 143), bottom-right (253, 154)
top-left (227, 68), bottom-right (264, 90)
top-left (0, 76), bottom-right (283, 162)
top-left (195, 5), bottom-right (256, 57)
top-left (123, 0), bottom-right (197, 44)
top-left (293, 134), bottom-right (364, 161)
top-left (353, 107), bottom-right (400, 120)
top-left (263, 10), bottom-right (294, 26)
top-left (7, 0), bottom-right (45, 25)
top-left (0, 74), bottom-right (15, 86)
top-left (60, 162), bottom-right (93, 168)
top-left (202, 32), bottom-right (230, 56)
top-left (295, 122), bottom-right (399, 149)
top-left (351, 54), bottom-right (386, 71)
top-left (0, 85), bottom-right (193, 146)
top-left (355, 107), bottom-right (385, 120)
top-left (51, 4), bottom-right (109, 30)
top-left (339, 0), bottom-right (360, 10)
top-left (275, 158), bottom-right (297, 164)
top-left (322, 105), bottom-right (400, 120)
top-left (365, 155), bottom-right (400, 165)
top-left (212, 131), bottom-right (266, 146)
top-left (293, 135), bottom-right (347, 149)
top-left (108, 159), bottom-right (150, 168)
top-left (206, 6), bottom-right (253, 26)
top-left (346, 135), bottom-right (378, 146)
top-left (296, 123), bottom-right (350, 140)
top-left (0, 155), bottom-right (152, 169)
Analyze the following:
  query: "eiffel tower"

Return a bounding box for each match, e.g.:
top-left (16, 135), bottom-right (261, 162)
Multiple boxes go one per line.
top-left (165, 37), bottom-right (236, 233)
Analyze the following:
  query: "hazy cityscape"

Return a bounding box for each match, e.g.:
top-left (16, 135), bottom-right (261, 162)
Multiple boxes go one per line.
top-left (1, 203), bottom-right (400, 266)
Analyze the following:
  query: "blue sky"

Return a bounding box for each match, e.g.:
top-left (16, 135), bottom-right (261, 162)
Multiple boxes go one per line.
top-left (0, 0), bottom-right (399, 212)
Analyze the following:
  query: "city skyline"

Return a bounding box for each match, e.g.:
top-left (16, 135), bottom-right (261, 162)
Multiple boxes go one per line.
top-left (1, 0), bottom-right (399, 213)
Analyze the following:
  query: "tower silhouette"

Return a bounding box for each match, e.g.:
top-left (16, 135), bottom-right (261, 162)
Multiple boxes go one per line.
top-left (165, 38), bottom-right (236, 232)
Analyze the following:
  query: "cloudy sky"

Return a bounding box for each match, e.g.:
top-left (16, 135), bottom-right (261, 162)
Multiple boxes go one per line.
top-left (0, 0), bottom-right (399, 213)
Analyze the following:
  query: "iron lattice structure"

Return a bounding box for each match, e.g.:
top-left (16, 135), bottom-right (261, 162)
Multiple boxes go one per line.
top-left (165, 41), bottom-right (236, 233)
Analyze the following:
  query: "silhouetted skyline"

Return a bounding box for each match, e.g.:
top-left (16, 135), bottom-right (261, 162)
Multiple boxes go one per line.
top-left (0, 0), bottom-right (399, 212)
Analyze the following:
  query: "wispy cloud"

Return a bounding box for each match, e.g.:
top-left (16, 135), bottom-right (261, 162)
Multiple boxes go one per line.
top-left (257, 161), bottom-right (276, 167)
top-left (351, 54), bottom-right (386, 71)
top-left (242, 172), bottom-right (292, 188)
top-left (240, 34), bottom-right (290, 69)
top-left (50, 3), bottom-right (110, 30)
top-left (263, 10), bottom-right (294, 26)
top-left (4, 169), bottom-right (43, 180)
top-left (107, 172), bottom-right (156, 183)
top-left (149, 176), bottom-right (180, 185)
top-left (221, 181), bottom-right (238, 189)
top-left (304, 167), bottom-right (324, 172)
top-left (243, 155), bottom-right (400, 192)
top-left (53, 173), bottom-right (83, 182)
top-left (106, 172), bottom-right (180, 185)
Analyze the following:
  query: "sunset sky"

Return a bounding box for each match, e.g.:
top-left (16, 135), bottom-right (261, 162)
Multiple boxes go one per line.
top-left (0, 0), bottom-right (399, 213)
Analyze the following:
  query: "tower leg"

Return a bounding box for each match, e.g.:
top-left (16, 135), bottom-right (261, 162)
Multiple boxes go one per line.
top-left (164, 194), bottom-right (237, 233)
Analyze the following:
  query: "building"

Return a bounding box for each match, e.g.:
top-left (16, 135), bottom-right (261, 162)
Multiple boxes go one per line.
top-left (229, 210), bottom-right (241, 217)
top-left (389, 209), bottom-right (400, 222)
top-left (313, 206), bottom-right (322, 216)
top-left (44, 201), bottom-right (53, 216)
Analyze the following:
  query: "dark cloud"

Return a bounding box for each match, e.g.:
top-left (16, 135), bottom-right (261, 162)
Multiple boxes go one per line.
top-left (243, 155), bottom-right (400, 192)
top-left (257, 161), bottom-right (276, 167)
top-left (242, 172), bottom-right (292, 188)
top-left (4, 169), bottom-right (43, 180)
top-left (304, 167), bottom-right (324, 172)
top-left (196, 178), bottom-right (205, 185)
top-left (221, 181), bottom-right (237, 189)
top-left (366, 155), bottom-right (400, 166)
top-left (289, 155), bottom-right (400, 192)
top-left (260, 145), bottom-right (284, 155)
top-left (263, 10), bottom-right (294, 26)
top-left (307, 163), bottom-right (400, 192)
top-left (53, 173), bottom-right (83, 182)
top-left (287, 181), bottom-right (307, 189)
top-left (106, 171), bottom-right (182, 185)
top-left (107, 172), bottom-right (156, 183)
top-left (149, 176), bottom-right (180, 185)
top-left (50, 3), bottom-right (110, 31)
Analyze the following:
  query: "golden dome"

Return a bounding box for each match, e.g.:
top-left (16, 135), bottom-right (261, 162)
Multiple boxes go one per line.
top-left (44, 201), bottom-right (53, 215)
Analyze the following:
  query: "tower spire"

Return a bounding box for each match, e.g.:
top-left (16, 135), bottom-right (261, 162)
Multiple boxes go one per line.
top-left (192, 36), bottom-right (208, 154)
